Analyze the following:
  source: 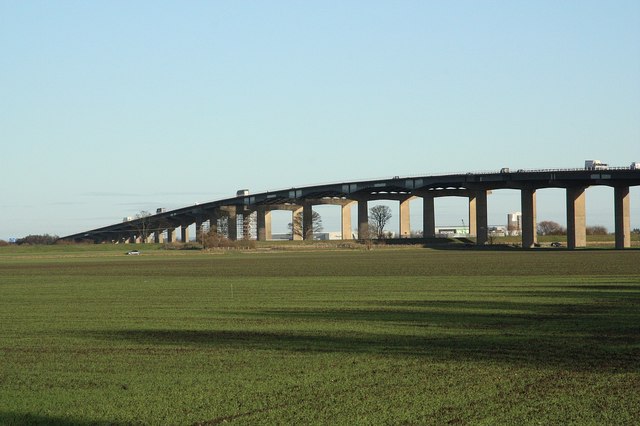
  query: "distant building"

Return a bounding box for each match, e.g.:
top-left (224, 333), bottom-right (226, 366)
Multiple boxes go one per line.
top-left (315, 232), bottom-right (344, 240)
top-left (507, 212), bottom-right (522, 236)
top-left (489, 226), bottom-right (507, 237)
top-left (435, 226), bottom-right (469, 237)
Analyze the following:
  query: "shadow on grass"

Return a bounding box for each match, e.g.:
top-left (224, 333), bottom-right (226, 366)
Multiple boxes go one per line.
top-left (89, 286), bottom-right (640, 372)
top-left (0, 412), bottom-right (124, 426)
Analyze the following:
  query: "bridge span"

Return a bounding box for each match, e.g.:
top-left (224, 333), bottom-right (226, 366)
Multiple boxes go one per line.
top-left (62, 167), bottom-right (640, 249)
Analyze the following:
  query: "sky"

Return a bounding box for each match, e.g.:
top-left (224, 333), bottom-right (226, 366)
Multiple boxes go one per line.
top-left (1, 1), bottom-right (639, 239)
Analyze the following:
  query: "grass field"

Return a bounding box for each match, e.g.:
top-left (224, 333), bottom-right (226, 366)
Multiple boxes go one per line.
top-left (1, 245), bottom-right (639, 425)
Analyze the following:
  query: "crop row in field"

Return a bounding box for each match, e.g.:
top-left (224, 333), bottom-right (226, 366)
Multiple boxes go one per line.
top-left (1, 246), bottom-right (639, 424)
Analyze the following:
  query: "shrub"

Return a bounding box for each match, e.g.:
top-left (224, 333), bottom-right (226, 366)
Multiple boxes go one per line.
top-left (16, 234), bottom-right (59, 245)
top-left (586, 226), bottom-right (608, 235)
top-left (236, 239), bottom-right (256, 250)
top-left (201, 232), bottom-right (235, 249)
top-left (182, 242), bottom-right (203, 250)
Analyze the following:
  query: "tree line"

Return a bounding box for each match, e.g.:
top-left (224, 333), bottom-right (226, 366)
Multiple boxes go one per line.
top-left (537, 221), bottom-right (619, 236)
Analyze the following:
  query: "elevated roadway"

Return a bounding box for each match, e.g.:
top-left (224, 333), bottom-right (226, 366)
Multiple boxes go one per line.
top-left (61, 167), bottom-right (640, 249)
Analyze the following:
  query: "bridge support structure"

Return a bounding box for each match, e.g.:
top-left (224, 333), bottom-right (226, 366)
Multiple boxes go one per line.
top-left (357, 199), bottom-right (369, 239)
top-left (521, 188), bottom-right (537, 248)
top-left (399, 197), bottom-right (414, 238)
top-left (256, 206), bottom-right (273, 241)
top-left (422, 194), bottom-right (436, 238)
top-left (469, 190), bottom-right (488, 245)
top-left (341, 202), bottom-right (354, 240)
top-left (614, 186), bottom-right (631, 249)
top-left (566, 186), bottom-right (587, 249)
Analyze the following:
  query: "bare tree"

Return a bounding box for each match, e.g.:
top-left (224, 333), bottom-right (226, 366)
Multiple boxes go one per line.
top-left (216, 215), bottom-right (229, 237)
top-left (537, 220), bottom-right (566, 236)
top-left (288, 211), bottom-right (323, 239)
top-left (369, 205), bottom-right (392, 239)
top-left (242, 211), bottom-right (256, 240)
top-left (201, 229), bottom-right (234, 249)
top-left (133, 211), bottom-right (154, 242)
top-left (586, 225), bottom-right (608, 235)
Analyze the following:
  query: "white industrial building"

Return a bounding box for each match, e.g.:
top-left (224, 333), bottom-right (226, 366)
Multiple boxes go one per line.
top-left (507, 212), bottom-right (522, 236)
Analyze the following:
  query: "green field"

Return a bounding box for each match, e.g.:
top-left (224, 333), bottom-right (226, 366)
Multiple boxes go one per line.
top-left (1, 245), bottom-right (639, 425)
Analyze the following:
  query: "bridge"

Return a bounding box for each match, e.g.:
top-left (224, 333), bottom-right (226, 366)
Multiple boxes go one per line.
top-left (61, 167), bottom-right (640, 249)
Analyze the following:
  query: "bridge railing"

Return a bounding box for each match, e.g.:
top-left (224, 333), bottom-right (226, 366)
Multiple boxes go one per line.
top-left (287, 166), bottom-right (636, 191)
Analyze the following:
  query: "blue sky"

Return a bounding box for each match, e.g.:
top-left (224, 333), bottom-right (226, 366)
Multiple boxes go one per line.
top-left (1, 1), bottom-right (639, 239)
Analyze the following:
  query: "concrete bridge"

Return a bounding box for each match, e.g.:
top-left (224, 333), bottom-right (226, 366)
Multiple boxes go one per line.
top-left (62, 167), bottom-right (640, 249)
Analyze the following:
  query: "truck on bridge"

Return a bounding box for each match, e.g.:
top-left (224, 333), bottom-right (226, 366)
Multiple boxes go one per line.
top-left (585, 160), bottom-right (608, 170)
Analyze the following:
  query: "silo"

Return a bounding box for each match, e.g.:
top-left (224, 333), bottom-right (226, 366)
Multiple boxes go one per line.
top-left (507, 212), bottom-right (522, 236)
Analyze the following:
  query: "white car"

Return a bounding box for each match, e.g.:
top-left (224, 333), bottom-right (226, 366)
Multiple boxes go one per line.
top-left (126, 250), bottom-right (140, 255)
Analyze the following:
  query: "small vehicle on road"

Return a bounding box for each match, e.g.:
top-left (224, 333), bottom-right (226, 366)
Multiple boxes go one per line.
top-left (126, 250), bottom-right (140, 255)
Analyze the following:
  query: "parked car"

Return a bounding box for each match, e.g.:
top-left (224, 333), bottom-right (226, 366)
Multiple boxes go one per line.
top-left (550, 242), bottom-right (562, 248)
top-left (126, 250), bottom-right (140, 255)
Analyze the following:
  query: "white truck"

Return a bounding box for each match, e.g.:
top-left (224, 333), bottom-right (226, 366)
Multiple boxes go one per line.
top-left (585, 160), bottom-right (608, 170)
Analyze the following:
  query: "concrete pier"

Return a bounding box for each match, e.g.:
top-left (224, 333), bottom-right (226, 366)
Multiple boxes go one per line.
top-left (521, 188), bottom-right (537, 248)
top-left (422, 194), bottom-right (435, 238)
top-left (225, 206), bottom-right (238, 241)
top-left (154, 231), bottom-right (164, 244)
top-left (469, 191), bottom-right (488, 245)
top-left (208, 210), bottom-right (219, 235)
top-left (166, 227), bottom-right (177, 243)
top-left (399, 197), bottom-right (412, 238)
top-left (195, 218), bottom-right (205, 243)
top-left (341, 202), bottom-right (354, 240)
top-left (181, 225), bottom-right (190, 243)
top-left (614, 186), bottom-right (631, 249)
top-left (256, 206), bottom-right (272, 241)
top-left (291, 207), bottom-right (303, 240)
top-left (566, 187), bottom-right (587, 249)
top-left (358, 199), bottom-right (369, 239)
top-left (302, 203), bottom-right (313, 240)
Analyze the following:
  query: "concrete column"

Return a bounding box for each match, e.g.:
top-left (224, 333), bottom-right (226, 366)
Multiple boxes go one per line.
top-left (468, 196), bottom-right (477, 237)
top-left (341, 202), bottom-right (354, 240)
top-left (422, 194), bottom-right (436, 238)
top-left (399, 198), bottom-right (412, 238)
top-left (181, 225), bottom-right (190, 243)
top-left (521, 188), bottom-right (537, 248)
top-left (470, 190), bottom-right (488, 245)
top-left (166, 227), bottom-right (177, 243)
top-left (566, 186), bottom-right (587, 249)
top-left (265, 211), bottom-right (271, 241)
top-left (358, 199), bottom-right (369, 239)
top-left (208, 211), bottom-right (219, 235)
top-left (227, 207), bottom-right (238, 241)
top-left (256, 206), bottom-right (272, 241)
top-left (154, 230), bottom-right (165, 244)
top-left (292, 207), bottom-right (303, 240)
top-left (195, 218), bottom-right (205, 243)
top-left (614, 186), bottom-right (631, 249)
top-left (303, 203), bottom-right (313, 240)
